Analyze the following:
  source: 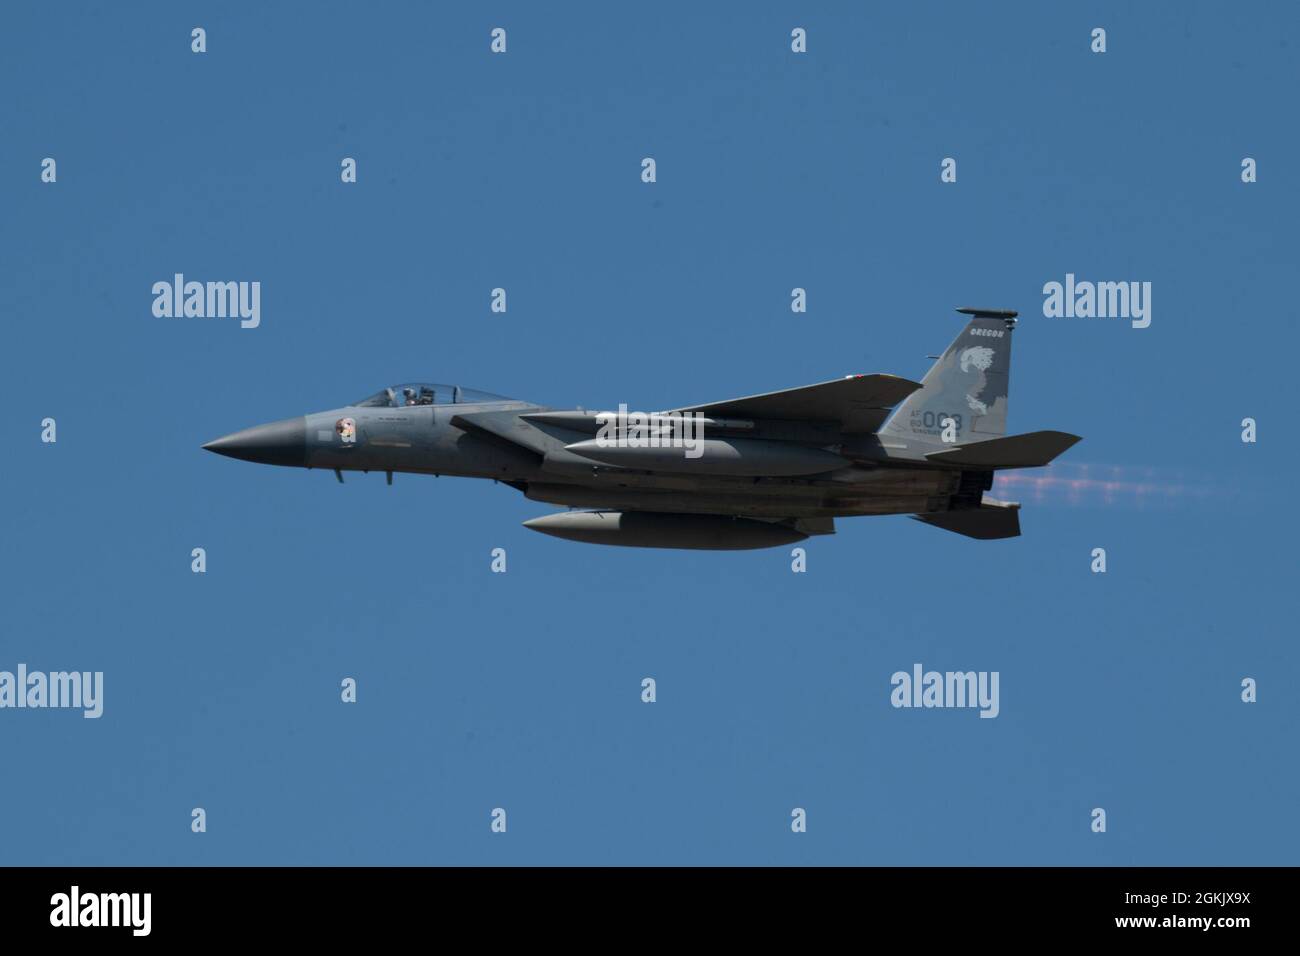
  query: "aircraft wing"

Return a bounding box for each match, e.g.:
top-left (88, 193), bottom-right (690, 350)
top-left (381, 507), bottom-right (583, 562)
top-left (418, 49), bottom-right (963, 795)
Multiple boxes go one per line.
top-left (911, 497), bottom-right (1021, 539)
top-left (669, 374), bottom-right (923, 433)
top-left (450, 410), bottom-right (551, 456)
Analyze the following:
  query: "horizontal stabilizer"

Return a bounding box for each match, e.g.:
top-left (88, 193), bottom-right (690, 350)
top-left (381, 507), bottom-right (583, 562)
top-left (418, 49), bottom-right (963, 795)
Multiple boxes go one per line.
top-left (911, 498), bottom-right (1021, 540)
top-left (672, 374), bottom-right (922, 433)
top-left (924, 430), bottom-right (1081, 468)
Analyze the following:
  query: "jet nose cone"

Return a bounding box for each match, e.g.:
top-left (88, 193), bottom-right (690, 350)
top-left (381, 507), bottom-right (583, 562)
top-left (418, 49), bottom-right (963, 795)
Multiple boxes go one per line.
top-left (203, 416), bottom-right (307, 467)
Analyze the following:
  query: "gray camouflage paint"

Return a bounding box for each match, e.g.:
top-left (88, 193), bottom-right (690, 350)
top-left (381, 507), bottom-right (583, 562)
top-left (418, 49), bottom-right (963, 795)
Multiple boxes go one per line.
top-left (203, 310), bottom-right (1079, 548)
top-left (883, 315), bottom-right (1011, 443)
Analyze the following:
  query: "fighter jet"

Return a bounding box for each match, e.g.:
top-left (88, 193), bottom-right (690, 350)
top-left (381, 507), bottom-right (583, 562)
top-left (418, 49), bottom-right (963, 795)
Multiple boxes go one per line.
top-left (203, 308), bottom-right (1080, 549)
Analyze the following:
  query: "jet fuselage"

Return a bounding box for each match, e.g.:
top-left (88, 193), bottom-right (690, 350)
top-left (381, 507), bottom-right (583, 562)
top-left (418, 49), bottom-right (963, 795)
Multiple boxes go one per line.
top-left (202, 310), bottom-right (1081, 547)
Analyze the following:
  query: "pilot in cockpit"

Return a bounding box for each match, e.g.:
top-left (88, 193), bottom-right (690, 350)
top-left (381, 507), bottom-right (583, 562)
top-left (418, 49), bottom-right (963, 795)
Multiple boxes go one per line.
top-left (403, 387), bottom-right (418, 406)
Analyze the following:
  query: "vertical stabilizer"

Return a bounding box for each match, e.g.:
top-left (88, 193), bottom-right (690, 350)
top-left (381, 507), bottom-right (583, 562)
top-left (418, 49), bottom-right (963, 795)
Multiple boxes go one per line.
top-left (882, 308), bottom-right (1015, 443)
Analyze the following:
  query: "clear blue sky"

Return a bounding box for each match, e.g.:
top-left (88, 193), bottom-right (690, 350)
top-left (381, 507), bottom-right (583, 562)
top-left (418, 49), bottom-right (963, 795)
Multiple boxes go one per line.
top-left (2, 1), bottom-right (1296, 865)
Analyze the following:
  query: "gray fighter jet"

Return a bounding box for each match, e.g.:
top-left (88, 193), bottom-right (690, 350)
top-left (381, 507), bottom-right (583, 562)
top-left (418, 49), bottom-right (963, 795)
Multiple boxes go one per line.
top-left (203, 309), bottom-right (1080, 549)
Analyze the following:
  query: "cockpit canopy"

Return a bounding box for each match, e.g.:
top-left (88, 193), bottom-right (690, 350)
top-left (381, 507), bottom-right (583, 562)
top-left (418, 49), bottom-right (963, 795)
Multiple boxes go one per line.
top-left (351, 383), bottom-right (511, 408)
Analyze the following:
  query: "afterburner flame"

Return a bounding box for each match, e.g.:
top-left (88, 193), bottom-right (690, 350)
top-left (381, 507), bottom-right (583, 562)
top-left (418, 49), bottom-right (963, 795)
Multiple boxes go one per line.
top-left (992, 463), bottom-right (1213, 509)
